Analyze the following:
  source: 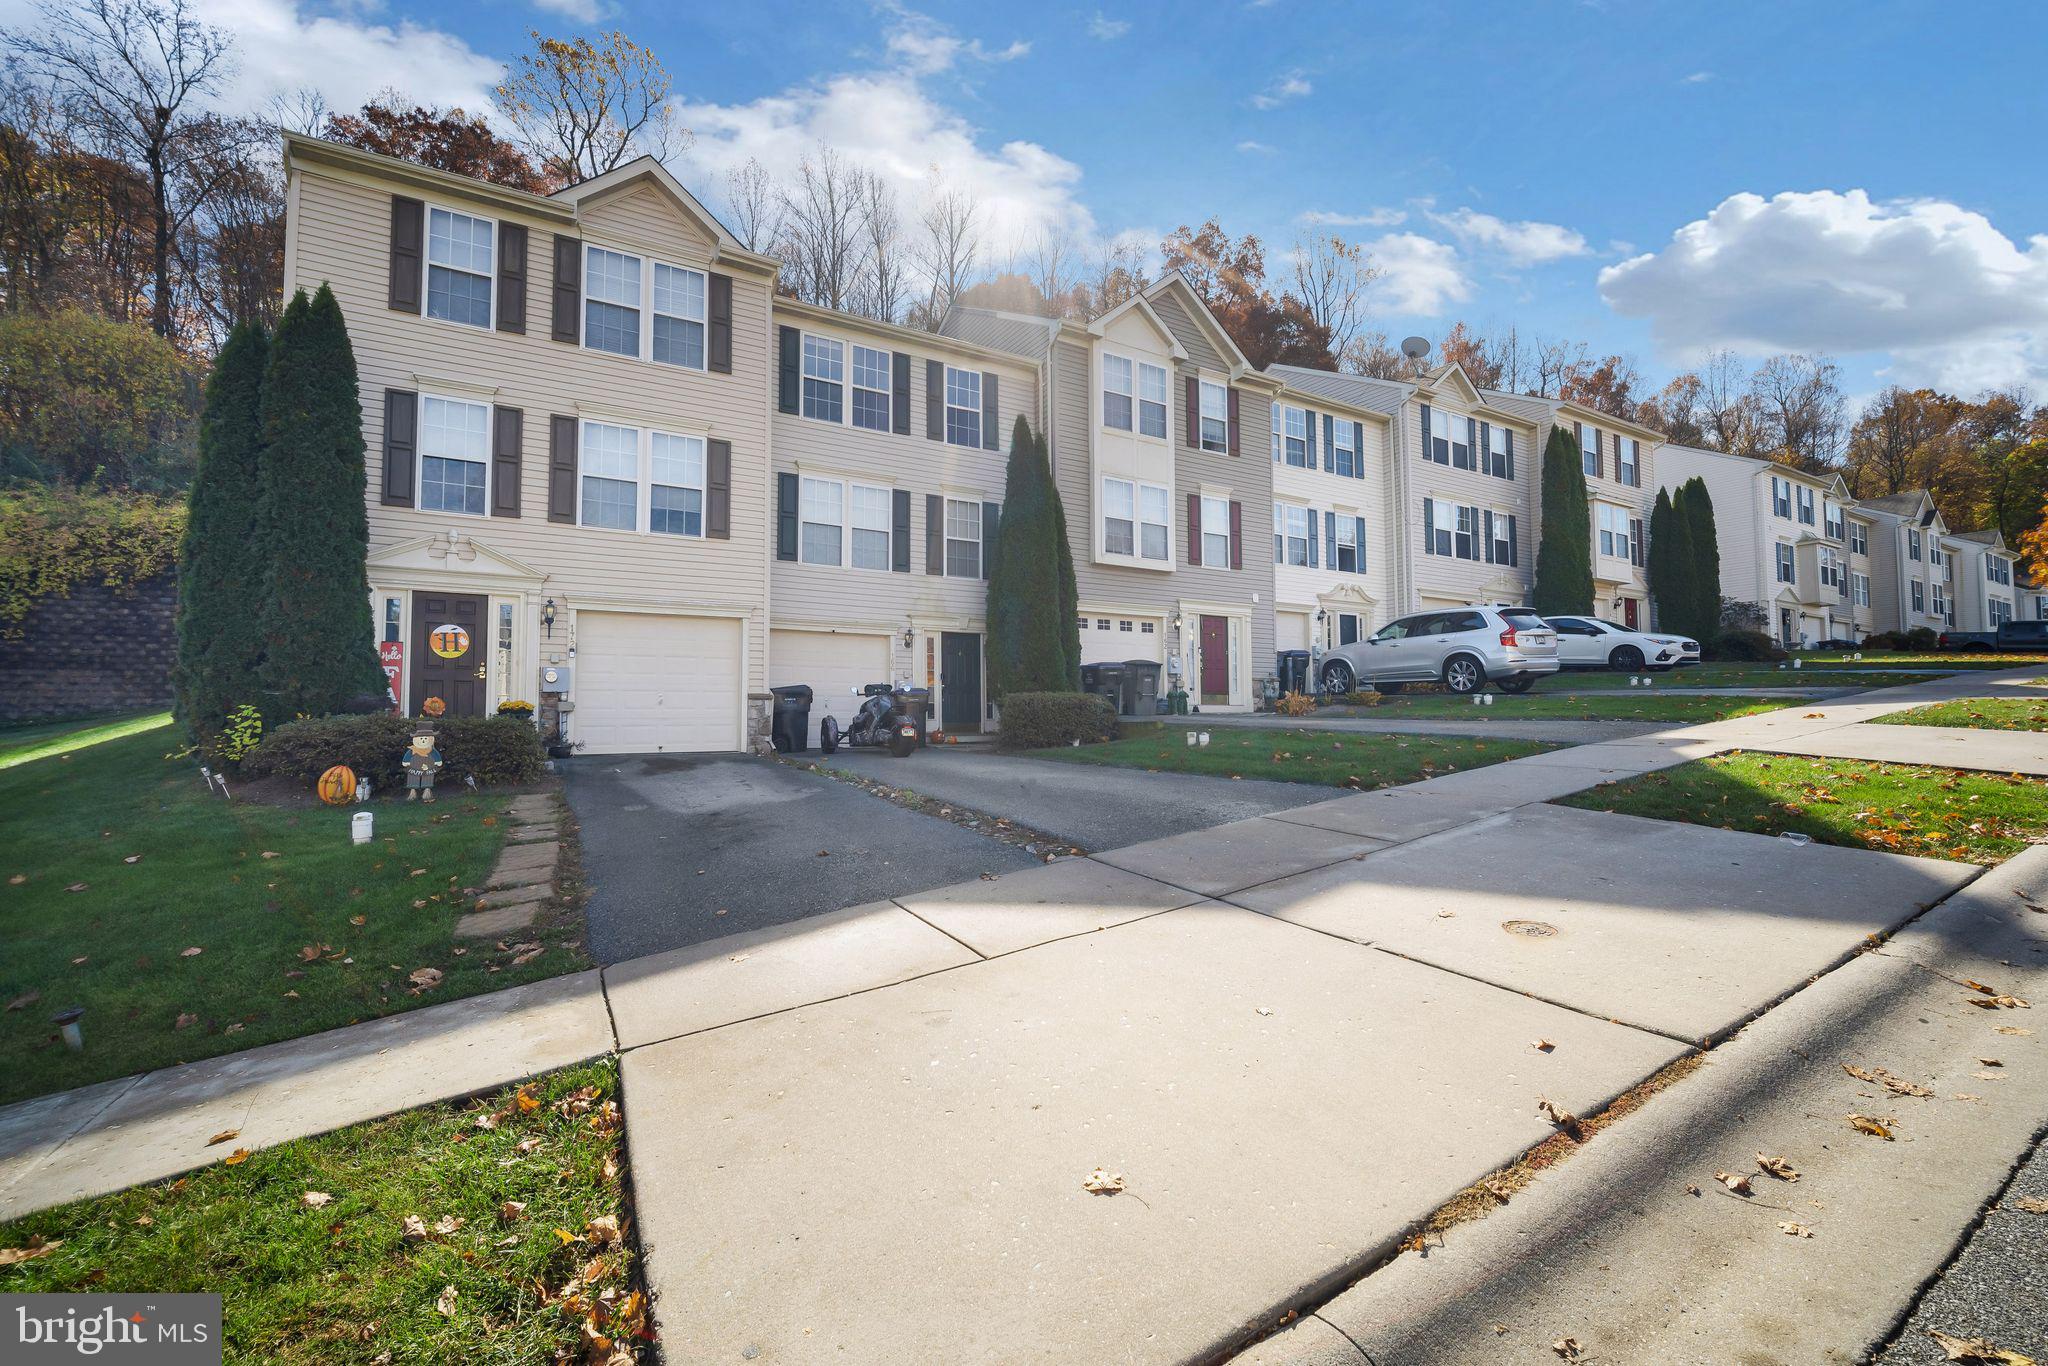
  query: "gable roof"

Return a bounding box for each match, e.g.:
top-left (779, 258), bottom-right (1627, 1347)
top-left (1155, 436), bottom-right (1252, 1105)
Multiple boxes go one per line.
top-left (1416, 362), bottom-right (1484, 407)
top-left (939, 305), bottom-right (1062, 359)
top-left (1951, 528), bottom-right (2012, 552)
top-left (1854, 490), bottom-right (1933, 518)
top-left (551, 156), bottom-right (779, 271)
top-left (1267, 364), bottom-right (1411, 417)
top-left (1087, 291), bottom-right (1188, 359)
top-left (1142, 272), bottom-right (1254, 376)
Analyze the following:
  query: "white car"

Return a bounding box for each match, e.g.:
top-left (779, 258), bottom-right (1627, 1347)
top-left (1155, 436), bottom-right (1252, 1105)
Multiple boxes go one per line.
top-left (1542, 616), bottom-right (1699, 672)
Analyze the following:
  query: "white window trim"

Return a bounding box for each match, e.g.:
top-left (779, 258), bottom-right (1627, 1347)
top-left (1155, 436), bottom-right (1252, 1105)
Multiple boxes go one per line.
top-left (1275, 501), bottom-right (1311, 567)
top-left (942, 365), bottom-right (983, 449)
top-left (1198, 378), bottom-right (1229, 454)
top-left (574, 418), bottom-right (710, 539)
top-left (1100, 476), bottom-right (1171, 566)
top-left (416, 391), bottom-right (492, 518)
top-left (795, 473), bottom-right (895, 570)
top-left (1771, 477), bottom-right (1792, 519)
top-left (1596, 503), bottom-right (1632, 561)
top-left (1200, 494), bottom-right (1232, 567)
top-left (579, 239), bottom-right (709, 372)
top-left (1329, 418), bottom-right (1357, 476)
top-left (421, 202), bottom-right (494, 333)
top-left (942, 494), bottom-right (984, 578)
top-left (1101, 351), bottom-right (1134, 433)
top-left (1277, 403), bottom-right (1309, 467)
top-left (1848, 521), bottom-right (1868, 555)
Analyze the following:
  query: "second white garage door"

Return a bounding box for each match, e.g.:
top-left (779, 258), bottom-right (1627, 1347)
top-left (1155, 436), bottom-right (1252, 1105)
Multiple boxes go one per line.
top-left (770, 629), bottom-right (893, 748)
top-left (573, 611), bottom-right (743, 754)
top-left (1078, 613), bottom-right (1163, 666)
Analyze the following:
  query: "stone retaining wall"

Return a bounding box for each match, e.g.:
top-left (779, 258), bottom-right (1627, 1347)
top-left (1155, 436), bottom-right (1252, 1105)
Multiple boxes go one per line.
top-left (0, 572), bottom-right (178, 723)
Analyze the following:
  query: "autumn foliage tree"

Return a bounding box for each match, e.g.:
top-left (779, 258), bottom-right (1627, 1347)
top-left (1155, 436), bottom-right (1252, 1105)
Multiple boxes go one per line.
top-left (324, 102), bottom-right (560, 194)
top-left (1159, 219), bottom-right (1332, 370)
top-left (493, 31), bottom-right (685, 185)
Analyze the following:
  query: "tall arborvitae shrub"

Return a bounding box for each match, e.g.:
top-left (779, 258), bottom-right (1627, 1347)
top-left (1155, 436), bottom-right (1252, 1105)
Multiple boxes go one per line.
top-left (986, 416), bottom-right (1075, 696)
top-left (1661, 486), bottom-right (1699, 640)
top-left (1681, 475), bottom-right (1722, 642)
top-left (1047, 431), bottom-right (1081, 691)
top-left (173, 321), bottom-right (269, 743)
top-left (1532, 425), bottom-right (1594, 614)
top-left (254, 285), bottom-right (384, 717)
top-left (1645, 487), bottom-right (1679, 634)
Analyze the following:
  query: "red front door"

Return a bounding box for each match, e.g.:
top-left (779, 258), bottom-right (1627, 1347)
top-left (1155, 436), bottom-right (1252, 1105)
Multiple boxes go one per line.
top-left (1623, 598), bottom-right (1640, 630)
top-left (1199, 615), bottom-right (1229, 702)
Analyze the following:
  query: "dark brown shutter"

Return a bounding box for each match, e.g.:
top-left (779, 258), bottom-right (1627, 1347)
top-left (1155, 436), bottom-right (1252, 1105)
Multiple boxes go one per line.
top-left (490, 406), bottom-right (522, 517)
top-left (550, 235), bottom-right (580, 343)
top-left (388, 196), bottom-right (423, 313)
top-left (892, 489), bottom-right (911, 571)
top-left (891, 352), bottom-right (912, 435)
top-left (1187, 493), bottom-right (1202, 567)
top-left (1229, 500), bottom-right (1243, 570)
top-left (981, 501), bottom-right (998, 578)
top-left (381, 389), bottom-right (416, 505)
top-left (1184, 376), bottom-right (1199, 449)
top-left (496, 222), bottom-right (527, 334)
top-left (925, 493), bottom-right (944, 572)
top-left (708, 273), bottom-right (733, 373)
top-left (1227, 387), bottom-right (1240, 456)
top-left (777, 326), bottom-right (801, 413)
top-left (926, 361), bottom-right (945, 440)
top-left (981, 372), bottom-right (998, 450)
top-left (706, 439), bottom-right (731, 539)
top-left (547, 415), bottom-right (577, 523)
top-left (776, 472), bottom-right (798, 560)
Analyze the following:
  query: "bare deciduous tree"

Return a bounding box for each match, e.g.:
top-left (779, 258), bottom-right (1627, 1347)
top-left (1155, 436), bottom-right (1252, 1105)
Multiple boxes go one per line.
top-left (1027, 217), bottom-right (1076, 318)
top-left (909, 178), bottom-right (982, 331)
top-left (721, 157), bottom-right (781, 254)
top-left (777, 146), bottom-right (870, 313)
top-left (852, 167), bottom-right (907, 322)
top-left (1696, 348), bottom-right (1761, 455)
top-left (1339, 329), bottom-right (1413, 379)
top-left (1290, 231), bottom-right (1377, 358)
top-left (493, 30), bottom-right (686, 185)
top-left (1750, 352), bottom-right (1846, 472)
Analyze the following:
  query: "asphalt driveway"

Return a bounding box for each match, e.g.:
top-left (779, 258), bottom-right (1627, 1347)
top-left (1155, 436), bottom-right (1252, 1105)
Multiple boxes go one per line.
top-left (564, 754), bottom-right (1036, 963)
top-left (813, 745), bottom-right (1332, 851)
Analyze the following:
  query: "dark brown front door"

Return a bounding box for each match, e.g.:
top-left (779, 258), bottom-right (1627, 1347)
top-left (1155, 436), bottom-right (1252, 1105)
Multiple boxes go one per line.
top-left (1199, 615), bottom-right (1229, 702)
top-left (1623, 598), bottom-right (1639, 630)
top-left (410, 591), bottom-right (487, 717)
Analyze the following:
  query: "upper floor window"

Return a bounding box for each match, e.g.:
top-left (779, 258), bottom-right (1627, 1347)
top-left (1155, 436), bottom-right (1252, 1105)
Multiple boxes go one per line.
top-left (1775, 542), bottom-right (1796, 584)
top-left (1102, 353), bottom-right (1133, 431)
top-left (419, 395), bottom-right (488, 515)
top-left (1333, 514), bottom-right (1360, 573)
top-left (648, 432), bottom-right (705, 537)
top-left (850, 483), bottom-right (891, 570)
top-left (799, 476), bottom-right (843, 565)
top-left (1853, 571), bottom-right (1871, 607)
top-left (1597, 503), bottom-right (1631, 561)
top-left (1484, 424), bottom-right (1511, 479)
top-left (797, 476), bottom-right (890, 568)
top-left (426, 208), bottom-right (492, 329)
top-left (850, 344), bottom-right (890, 433)
top-left (1910, 580), bottom-right (1925, 612)
top-left (584, 246), bottom-right (641, 358)
top-left (1577, 423), bottom-right (1599, 478)
top-left (1274, 503), bottom-right (1310, 566)
top-left (944, 367), bottom-right (981, 449)
top-left (1796, 486), bottom-right (1816, 526)
top-left (652, 262), bottom-right (706, 368)
top-left (1908, 528), bottom-right (1922, 561)
top-left (944, 497), bottom-right (983, 577)
top-left (1929, 541), bottom-right (1944, 568)
top-left (1199, 380), bottom-right (1229, 453)
top-left (1427, 498), bottom-right (1455, 556)
top-left (1824, 501), bottom-right (1844, 539)
top-left (1330, 420), bottom-right (1356, 478)
top-left (1138, 363), bottom-right (1168, 438)
top-left (1615, 436), bottom-right (1638, 487)
top-left (1435, 409), bottom-right (1471, 467)
top-left (1200, 495), bottom-right (1231, 567)
top-left (1849, 521), bottom-right (1868, 555)
top-left (1275, 404), bottom-right (1308, 466)
top-left (802, 335), bottom-right (844, 423)
top-left (1771, 477), bottom-right (1792, 519)
top-left (580, 420), bottom-right (640, 530)
top-left (1988, 556), bottom-right (2013, 586)
top-left (583, 245), bottom-right (705, 370)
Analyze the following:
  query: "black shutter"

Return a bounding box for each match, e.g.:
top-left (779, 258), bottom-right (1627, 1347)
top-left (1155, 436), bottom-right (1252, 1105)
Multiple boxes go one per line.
top-left (381, 389), bottom-right (416, 506)
top-left (496, 222), bottom-right (527, 334)
top-left (925, 493), bottom-right (944, 573)
top-left (1324, 511), bottom-right (1336, 569)
top-left (1508, 515), bottom-right (1519, 567)
top-left (1355, 515), bottom-right (1368, 572)
top-left (1306, 409), bottom-right (1319, 469)
top-left (550, 234), bottom-right (580, 343)
top-left (926, 361), bottom-right (945, 440)
top-left (1306, 507), bottom-right (1318, 568)
top-left (1465, 416), bottom-right (1477, 470)
top-left (546, 415), bottom-right (577, 523)
top-left (1421, 496), bottom-right (1434, 555)
top-left (981, 373), bottom-right (998, 450)
top-left (891, 352), bottom-right (912, 435)
top-left (891, 489), bottom-right (911, 572)
top-left (776, 471), bottom-right (798, 560)
top-left (1321, 413), bottom-right (1335, 473)
top-left (1418, 403), bottom-right (1432, 461)
top-left (1352, 421), bottom-right (1365, 479)
top-left (777, 326), bottom-right (801, 414)
top-left (388, 196), bottom-right (423, 313)
top-left (1504, 429), bottom-right (1515, 481)
top-left (706, 439), bottom-right (731, 539)
top-left (708, 273), bottom-right (733, 374)
top-left (1482, 509), bottom-right (1494, 564)
top-left (981, 502), bottom-right (998, 578)
top-left (1478, 420), bottom-right (1491, 476)
top-left (491, 406), bottom-right (522, 517)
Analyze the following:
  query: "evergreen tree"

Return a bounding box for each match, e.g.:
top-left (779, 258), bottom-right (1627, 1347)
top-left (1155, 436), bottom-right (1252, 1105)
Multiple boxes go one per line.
top-left (986, 416), bottom-right (1076, 695)
top-left (1681, 475), bottom-right (1722, 642)
top-left (1046, 430), bottom-right (1081, 689)
top-left (172, 320), bottom-right (269, 743)
top-left (1532, 425), bottom-right (1594, 614)
top-left (1660, 486), bottom-right (1699, 640)
top-left (1645, 487), bottom-right (1678, 634)
top-left (254, 285), bottom-right (384, 716)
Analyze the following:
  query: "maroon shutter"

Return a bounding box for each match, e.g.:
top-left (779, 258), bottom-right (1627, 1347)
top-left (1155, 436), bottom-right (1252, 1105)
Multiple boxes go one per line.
top-left (1226, 386), bottom-right (1240, 456)
top-left (496, 222), bottom-right (528, 334)
top-left (1185, 376), bottom-right (1199, 450)
top-left (388, 196), bottom-right (423, 313)
top-left (1187, 493), bottom-right (1202, 566)
top-left (708, 272), bottom-right (733, 373)
top-left (490, 406), bottom-right (522, 517)
top-left (1228, 500), bottom-right (1243, 569)
top-left (381, 389), bottom-right (416, 505)
top-left (547, 415), bottom-right (577, 523)
top-left (707, 439), bottom-right (731, 538)
top-left (550, 235), bottom-right (580, 343)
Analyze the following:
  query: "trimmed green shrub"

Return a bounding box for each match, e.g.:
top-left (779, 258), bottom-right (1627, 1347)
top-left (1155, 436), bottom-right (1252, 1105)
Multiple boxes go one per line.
top-left (1708, 628), bottom-right (1784, 662)
top-left (996, 692), bottom-right (1116, 751)
top-left (1680, 475), bottom-right (1721, 646)
top-left (1903, 626), bottom-right (1939, 650)
top-left (987, 416), bottom-right (1079, 696)
top-left (241, 714), bottom-right (545, 789)
top-left (1533, 425), bottom-right (1593, 614)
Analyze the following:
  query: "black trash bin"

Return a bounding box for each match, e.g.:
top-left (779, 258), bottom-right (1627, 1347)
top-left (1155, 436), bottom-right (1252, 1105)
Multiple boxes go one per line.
top-left (769, 684), bottom-right (813, 753)
top-left (898, 687), bottom-right (931, 745)
top-left (1080, 661), bottom-right (1124, 706)
top-left (1120, 659), bottom-right (1161, 717)
top-left (1276, 649), bottom-right (1310, 696)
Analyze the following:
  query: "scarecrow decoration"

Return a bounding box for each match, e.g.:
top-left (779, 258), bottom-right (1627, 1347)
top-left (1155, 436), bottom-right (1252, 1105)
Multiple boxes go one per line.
top-left (402, 722), bottom-right (444, 803)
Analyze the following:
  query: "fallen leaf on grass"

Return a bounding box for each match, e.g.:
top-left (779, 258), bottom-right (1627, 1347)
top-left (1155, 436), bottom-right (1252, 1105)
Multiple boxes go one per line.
top-left (1842, 1063), bottom-right (1933, 1097)
top-left (1714, 1171), bottom-right (1753, 1195)
top-left (401, 1214), bottom-right (428, 1243)
top-left (123, 854), bottom-right (142, 864)
top-left (1924, 1329), bottom-right (2035, 1364)
top-left (585, 1214), bottom-right (620, 1246)
top-left (499, 1200), bottom-right (526, 1222)
top-left (260, 851), bottom-right (280, 860)
top-left (173, 1012), bottom-right (196, 1030)
top-left (301, 1191), bottom-right (332, 1208)
top-left (434, 1285), bottom-right (457, 1317)
top-left (407, 967), bottom-right (443, 990)
top-left (349, 915), bottom-right (365, 927)
top-left (1757, 1154), bottom-right (1800, 1182)
top-left (206, 1129), bottom-right (239, 1146)
top-left (7, 874), bottom-right (24, 885)
top-left (70, 956), bottom-right (86, 966)
top-left (222, 1148), bottom-right (249, 1166)
top-left (512, 947), bottom-right (545, 966)
top-left (1847, 1114), bottom-right (1895, 1140)
top-left (5, 990), bottom-right (39, 1012)
top-left (1778, 1220), bottom-right (1814, 1238)
top-left (0, 1236), bottom-right (62, 1266)
top-left (65, 883), bottom-right (87, 893)
top-left (1081, 1167), bottom-right (1125, 1195)
top-left (433, 1215), bottom-right (464, 1235)
top-left (179, 947), bottom-right (203, 958)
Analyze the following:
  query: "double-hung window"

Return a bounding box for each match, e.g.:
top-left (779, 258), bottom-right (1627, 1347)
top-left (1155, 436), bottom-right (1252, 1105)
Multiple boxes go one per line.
top-left (799, 477), bottom-right (843, 566)
top-left (801, 335), bottom-right (845, 423)
top-left (1932, 582), bottom-right (1947, 619)
top-left (1850, 521), bottom-right (1868, 555)
top-left (1930, 541), bottom-right (1944, 568)
top-left (1330, 420), bottom-right (1356, 478)
top-left (1991, 597), bottom-right (2011, 626)
top-left (1280, 405), bottom-right (1308, 466)
top-left (426, 208), bottom-right (492, 328)
top-left (1824, 501), bottom-right (1844, 539)
top-left (944, 367), bottom-right (981, 448)
top-left (580, 421), bottom-right (640, 530)
top-left (849, 483), bottom-right (891, 570)
top-left (1486, 424), bottom-right (1511, 479)
top-left (1490, 511), bottom-right (1513, 564)
top-left (1428, 409), bottom-right (1456, 464)
top-left (1201, 495), bottom-right (1231, 567)
top-left (1796, 486), bottom-right (1815, 526)
top-left (945, 497), bottom-right (982, 577)
top-left (1578, 423), bottom-right (1600, 478)
top-left (1102, 354), bottom-right (1134, 431)
top-left (1908, 528), bottom-right (1922, 561)
top-left (1275, 503), bottom-right (1310, 566)
top-left (1597, 504), bottom-right (1631, 561)
top-left (1775, 542), bottom-right (1796, 584)
top-left (584, 246), bottom-right (641, 357)
top-left (1771, 477), bottom-right (1792, 519)
top-left (1910, 580), bottom-right (1925, 613)
top-left (418, 396), bottom-right (489, 515)
top-left (1103, 479), bottom-right (1135, 556)
top-left (1333, 514), bottom-right (1359, 572)
top-left (1616, 436), bottom-right (1638, 486)
top-left (1199, 380), bottom-right (1229, 453)
top-left (1454, 505), bottom-right (1478, 560)
top-left (652, 262), bottom-right (706, 368)
top-left (1428, 498), bottom-right (1455, 556)
top-left (1447, 412), bottom-right (1471, 468)
top-left (851, 344), bottom-right (890, 432)
top-left (1853, 572), bottom-right (1870, 607)
top-left (1138, 363), bottom-right (1168, 438)
top-left (1818, 548), bottom-right (1841, 591)
top-left (648, 432), bottom-right (705, 537)
top-left (1138, 485), bottom-right (1169, 560)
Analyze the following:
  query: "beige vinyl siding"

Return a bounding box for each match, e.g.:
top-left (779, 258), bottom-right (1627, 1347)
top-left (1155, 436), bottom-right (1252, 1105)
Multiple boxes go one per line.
top-left (1658, 446), bottom-right (1768, 608)
top-left (288, 161), bottom-right (775, 695)
top-left (1401, 398), bottom-right (1539, 611)
top-left (1271, 395), bottom-right (1394, 636)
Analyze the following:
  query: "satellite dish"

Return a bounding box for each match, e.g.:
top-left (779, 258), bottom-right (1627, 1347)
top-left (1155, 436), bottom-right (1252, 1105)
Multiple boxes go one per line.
top-left (1400, 335), bottom-right (1431, 360)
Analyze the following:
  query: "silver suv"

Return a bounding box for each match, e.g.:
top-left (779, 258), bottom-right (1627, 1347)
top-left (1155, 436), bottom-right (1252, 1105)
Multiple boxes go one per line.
top-left (1319, 606), bottom-right (1560, 695)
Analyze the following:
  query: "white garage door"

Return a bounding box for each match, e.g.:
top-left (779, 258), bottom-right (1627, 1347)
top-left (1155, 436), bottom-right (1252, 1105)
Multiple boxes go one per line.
top-left (573, 612), bottom-right (742, 754)
top-left (770, 629), bottom-right (892, 748)
top-left (1078, 613), bottom-right (1163, 665)
top-left (1276, 610), bottom-right (1311, 651)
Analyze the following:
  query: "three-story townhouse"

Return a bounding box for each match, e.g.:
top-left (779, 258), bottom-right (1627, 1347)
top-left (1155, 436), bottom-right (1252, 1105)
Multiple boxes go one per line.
top-left (765, 300), bottom-right (1036, 742)
top-left (1853, 491), bottom-right (1952, 637)
top-left (1508, 395), bottom-right (1661, 629)
top-left (1947, 530), bottom-right (2021, 632)
top-left (282, 133), bottom-right (780, 754)
top-left (944, 275), bottom-right (1281, 712)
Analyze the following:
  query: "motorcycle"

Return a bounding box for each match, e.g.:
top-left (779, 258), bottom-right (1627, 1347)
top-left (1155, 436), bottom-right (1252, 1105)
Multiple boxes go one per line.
top-left (818, 684), bottom-right (921, 758)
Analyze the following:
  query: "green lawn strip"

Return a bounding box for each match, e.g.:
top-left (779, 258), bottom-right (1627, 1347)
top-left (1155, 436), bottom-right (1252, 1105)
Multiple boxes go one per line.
top-left (1037, 726), bottom-right (1553, 788)
top-left (0, 1059), bottom-right (647, 1365)
top-left (1548, 667), bottom-right (1935, 692)
top-left (1866, 698), bottom-right (2048, 732)
top-left (1358, 693), bottom-right (1788, 722)
top-left (1555, 751), bottom-right (2047, 865)
top-left (1792, 652), bottom-right (2043, 670)
top-left (0, 729), bottom-right (588, 1107)
top-left (0, 711), bottom-right (173, 770)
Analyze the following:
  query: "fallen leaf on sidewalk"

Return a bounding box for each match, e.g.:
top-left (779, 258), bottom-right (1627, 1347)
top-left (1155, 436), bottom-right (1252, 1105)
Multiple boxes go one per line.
top-left (1995, 1026), bottom-right (2032, 1036)
top-left (1778, 1220), bottom-right (1814, 1238)
top-left (1978, 1057), bottom-right (2003, 1067)
top-left (1757, 1153), bottom-right (1800, 1182)
top-left (1962, 979), bottom-right (2000, 995)
top-left (434, 1285), bottom-right (457, 1317)
top-left (301, 1191), bottom-right (332, 1208)
top-left (0, 1236), bottom-right (62, 1266)
top-left (1538, 1098), bottom-right (1584, 1139)
top-left (1847, 1114), bottom-right (1895, 1140)
top-left (1255, 1006), bottom-right (1273, 1016)
top-left (1552, 1339), bottom-right (1584, 1361)
top-left (1081, 1167), bottom-right (1125, 1195)
top-left (222, 1148), bottom-right (249, 1165)
top-left (1714, 1171), bottom-right (1754, 1195)
top-left (1967, 995), bottom-right (2030, 1010)
top-left (1842, 1063), bottom-right (1933, 1097)
top-left (1925, 1328), bottom-right (2035, 1364)
top-left (1533, 1039), bottom-right (1556, 1052)
top-left (206, 1129), bottom-right (239, 1145)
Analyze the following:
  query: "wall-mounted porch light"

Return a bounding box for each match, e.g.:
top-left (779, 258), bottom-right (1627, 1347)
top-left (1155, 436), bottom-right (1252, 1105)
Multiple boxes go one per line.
top-left (902, 619), bottom-right (916, 649)
top-left (542, 598), bottom-right (557, 638)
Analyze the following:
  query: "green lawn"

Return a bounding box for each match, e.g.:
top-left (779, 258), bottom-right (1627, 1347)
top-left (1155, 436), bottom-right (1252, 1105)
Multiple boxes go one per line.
top-left (0, 729), bottom-right (587, 1106)
top-left (0, 710), bottom-right (172, 770)
top-left (1792, 651), bottom-right (2044, 670)
top-left (1548, 665), bottom-right (1934, 691)
top-left (1038, 726), bottom-right (1553, 788)
top-left (1556, 751), bottom-right (2048, 865)
top-left (1352, 692), bottom-right (1789, 722)
top-left (1867, 698), bottom-right (2048, 732)
top-left (0, 1060), bottom-right (646, 1365)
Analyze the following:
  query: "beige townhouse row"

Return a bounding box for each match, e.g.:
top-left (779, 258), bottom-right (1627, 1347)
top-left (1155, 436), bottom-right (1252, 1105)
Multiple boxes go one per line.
top-left (283, 132), bottom-right (1694, 755)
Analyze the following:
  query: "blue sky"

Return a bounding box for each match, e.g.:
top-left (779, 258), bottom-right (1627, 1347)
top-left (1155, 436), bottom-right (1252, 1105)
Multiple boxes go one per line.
top-left (27, 0), bottom-right (2046, 402)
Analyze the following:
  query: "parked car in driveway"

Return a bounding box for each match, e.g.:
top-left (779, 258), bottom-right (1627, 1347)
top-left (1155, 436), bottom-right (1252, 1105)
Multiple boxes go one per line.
top-left (1940, 621), bottom-right (2048, 652)
top-left (1319, 606), bottom-right (1559, 696)
top-left (1542, 616), bottom-right (1700, 671)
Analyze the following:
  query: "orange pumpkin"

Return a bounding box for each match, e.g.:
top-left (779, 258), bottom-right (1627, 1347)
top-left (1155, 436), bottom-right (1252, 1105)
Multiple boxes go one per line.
top-left (317, 764), bottom-right (357, 805)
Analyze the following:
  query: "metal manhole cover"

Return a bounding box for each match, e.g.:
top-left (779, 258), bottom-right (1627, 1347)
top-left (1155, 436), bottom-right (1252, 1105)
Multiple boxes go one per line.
top-left (1502, 919), bottom-right (1559, 939)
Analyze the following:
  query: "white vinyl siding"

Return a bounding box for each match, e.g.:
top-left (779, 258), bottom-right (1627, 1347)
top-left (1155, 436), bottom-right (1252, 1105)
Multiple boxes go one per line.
top-left (425, 207), bottom-right (492, 329)
top-left (417, 395), bottom-right (488, 516)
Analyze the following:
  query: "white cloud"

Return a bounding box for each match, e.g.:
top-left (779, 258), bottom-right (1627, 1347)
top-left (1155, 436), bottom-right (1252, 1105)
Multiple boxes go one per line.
top-left (1368, 233), bottom-right (1470, 315)
top-left (880, 6), bottom-right (1029, 75)
top-left (530, 0), bottom-right (608, 21)
top-left (1429, 208), bottom-right (1588, 265)
top-left (1236, 139), bottom-right (1275, 155)
top-left (1599, 189), bottom-right (2048, 391)
top-left (1300, 207), bottom-right (1406, 229)
top-left (1249, 70), bottom-right (1311, 109)
top-left (1087, 12), bottom-right (1131, 39)
top-left (1682, 70), bottom-right (1714, 84)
